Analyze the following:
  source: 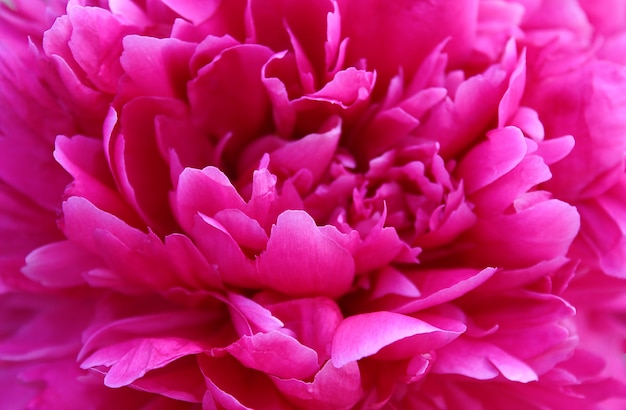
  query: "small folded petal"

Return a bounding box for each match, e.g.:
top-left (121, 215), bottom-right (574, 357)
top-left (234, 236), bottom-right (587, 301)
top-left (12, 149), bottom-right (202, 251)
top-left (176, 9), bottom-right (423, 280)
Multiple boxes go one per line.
top-left (272, 360), bottom-right (363, 410)
top-left (433, 338), bottom-right (538, 383)
top-left (222, 331), bottom-right (320, 379)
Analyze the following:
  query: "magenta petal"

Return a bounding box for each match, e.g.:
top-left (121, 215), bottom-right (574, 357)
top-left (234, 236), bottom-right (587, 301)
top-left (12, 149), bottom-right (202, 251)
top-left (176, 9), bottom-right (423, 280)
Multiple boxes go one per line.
top-left (80, 311), bottom-right (218, 388)
top-left (67, 6), bottom-right (129, 93)
top-left (272, 360), bottom-right (363, 410)
top-left (433, 338), bottom-right (538, 383)
top-left (457, 126), bottom-right (528, 194)
top-left (267, 297), bottom-right (343, 363)
top-left (226, 293), bottom-right (284, 336)
top-left (21, 240), bottom-right (98, 287)
top-left (224, 331), bottom-right (319, 379)
top-left (130, 356), bottom-right (206, 402)
top-left (54, 134), bottom-right (141, 225)
top-left (110, 97), bottom-right (186, 234)
top-left (269, 117), bottom-right (341, 187)
top-left (174, 166), bottom-right (247, 233)
top-left (160, 0), bottom-right (223, 25)
top-left (257, 210), bottom-right (355, 297)
top-left (191, 214), bottom-right (259, 288)
top-left (199, 354), bottom-right (293, 410)
top-left (188, 44), bottom-right (274, 159)
top-left (390, 268), bottom-right (497, 314)
top-left (340, 0), bottom-right (476, 84)
top-left (120, 35), bottom-right (195, 100)
top-left (213, 209), bottom-right (268, 253)
top-left (467, 199), bottom-right (580, 268)
top-left (331, 311), bottom-right (465, 367)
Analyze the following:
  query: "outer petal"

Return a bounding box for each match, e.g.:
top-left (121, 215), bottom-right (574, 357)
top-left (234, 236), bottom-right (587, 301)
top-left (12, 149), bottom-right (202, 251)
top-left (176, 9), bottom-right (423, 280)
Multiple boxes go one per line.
top-left (331, 311), bottom-right (465, 367)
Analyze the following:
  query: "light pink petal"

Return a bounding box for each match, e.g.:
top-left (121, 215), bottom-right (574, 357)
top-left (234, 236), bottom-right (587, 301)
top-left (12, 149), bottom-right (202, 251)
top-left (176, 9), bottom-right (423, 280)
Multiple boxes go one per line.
top-left (174, 166), bottom-right (247, 234)
top-left (67, 6), bottom-right (130, 93)
top-left (189, 34), bottom-right (240, 75)
top-left (213, 209), bottom-right (268, 253)
top-left (257, 210), bottom-right (355, 297)
top-left (468, 155), bottom-right (552, 215)
top-left (433, 338), bottom-right (538, 382)
top-left (261, 52), bottom-right (296, 137)
top-left (534, 135), bottom-right (575, 165)
top-left (272, 360), bottom-right (363, 410)
top-left (61, 196), bottom-right (145, 255)
top-left (331, 311), bottom-right (465, 367)
top-left (304, 68), bottom-right (375, 108)
top-left (226, 292), bottom-right (284, 336)
top-left (223, 331), bottom-right (319, 379)
top-left (510, 106), bottom-right (544, 141)
top-left (351, 106), bottom-right (419, 162)
top-left (415, 44), bottom-right (519, 158)
top-left (163, 234), bottom-right (223, 289)
top-left (160, 0), bottom-right (223, 24)
top-left (576, 178), bottom-right (626, 278)
top-left (457, 126), bottom-right (528, 194)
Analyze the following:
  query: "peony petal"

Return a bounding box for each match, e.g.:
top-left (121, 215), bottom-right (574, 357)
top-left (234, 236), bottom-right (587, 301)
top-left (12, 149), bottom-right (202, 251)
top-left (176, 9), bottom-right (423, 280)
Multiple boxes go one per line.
top-left (188, 44), bottom-right (274, 162)
top-left (174, 166), bottom-right (247, 234)
top-left (272, 360), bottom-right (363, 410)
top-left (266, 297), bottom-right (343, 363)
top-left (457, 126), bottom-right (528, 194)
top-left (269, 116), bottom-right (341, 188)
top-left (160, 0), bottom-right (223, 25)
top-left (331, 311), bottom-right (465, 367)
top-left (465, 199), bottom-right (580, 268)
top-left (54, 134), bottom-right (142, 226)
top-left (257, 210), bottom-right (355, 297)
top-left (433, 338), bottom-right (538, 383)
top-left (199, 354), bottom-right (293, 410)
top-left (21, 240), bottom-right (98, 287)
top-left (119, 35), bottom-right (195, 100)
top-left (191, 213), bottom-right (259, 288)
top-left (80, 311), bottom-right (221, 388)
top-left (223, 331), bottom-right (319, 379)
top-left (67, 6), bottom-right (130, 93)
top-left (339, 0), bottom-right (477, 85)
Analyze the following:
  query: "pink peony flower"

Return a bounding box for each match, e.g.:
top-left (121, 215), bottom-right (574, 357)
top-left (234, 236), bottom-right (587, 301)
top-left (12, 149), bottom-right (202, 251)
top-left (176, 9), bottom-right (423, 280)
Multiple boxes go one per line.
top-left (2, 0), bottom-right (626, 408)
